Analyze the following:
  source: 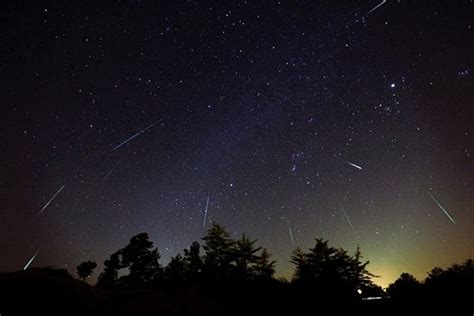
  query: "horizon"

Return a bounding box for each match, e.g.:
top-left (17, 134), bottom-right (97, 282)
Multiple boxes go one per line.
top-left (5, 226), bottom-right (472, 289)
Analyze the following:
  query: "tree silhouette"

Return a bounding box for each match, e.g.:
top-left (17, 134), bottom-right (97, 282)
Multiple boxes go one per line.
top-left (252, 248), bottom-right (276, 280)
top-left (120, 233), bottom-right (162, 287)
top-left (97, 251), bottom-right (122, 287)
top-left (290, 238), bottom-right (374, 293)
top-left (160, 229), bottom-right (276, 282)
top-left (202, 223), bottom-right (235, 280)
top-left (290, 247), bottom-right (311, 280)
top-left (183, 241), bottom-right (202, 280)
top-left (425, 259), bottom-right (474, 289)
top-left (76, 260), bottom-right (97, 281)
top-left (426, 267), bottom-right (444, 280)
top-left (90, 224), bottom-right (472, 313)
top-left (423, 259), bottom-right (473, 312)
top-left (52, 223), bottom-right (474, 315)
top-left (164, 254), bottom-right (187, 281)
top-left (348, 245), bottom-right (374, 290)
top-left (387, 272), bottom-right (421, 306)
top-left (233, 234), bottom-right (261, 279)
top-left (359, 283), bottom-right (386, 297)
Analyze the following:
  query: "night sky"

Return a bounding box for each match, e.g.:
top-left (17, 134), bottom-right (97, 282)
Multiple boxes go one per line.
top-left (2, 1), bottom-right (473, 288)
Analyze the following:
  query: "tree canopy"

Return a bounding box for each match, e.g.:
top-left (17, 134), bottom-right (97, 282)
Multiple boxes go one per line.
top-left (76, 260), bottom-right (97, 281)
top-left (290, 238), bottom-right (374, 293)
top-left (97, 233), bottom-right (161, 288)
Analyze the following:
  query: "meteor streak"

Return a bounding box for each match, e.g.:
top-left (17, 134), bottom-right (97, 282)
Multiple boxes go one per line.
top-left (427, 191), bottom-right (456, 224)
top-left (202, 193), bottom-right (209, 229)
top-left (347, 161), bottom-right (363, 170)
top-left (111, 118), bottom-right (163, 151)
top-left (101, 168), bottom-right (114, 183)
top-left (287, 221), bottom-right (295, 246)
top-left (23, 252), bottom-right (38, 270)
top-left (341, 205), bottom-right (355, 231)
top-left (362, 0), bottom-right (387, 19)
top-left (37, 185), bottom-right (65, 216)
top-left (337, 156), bottom-right (363, 170)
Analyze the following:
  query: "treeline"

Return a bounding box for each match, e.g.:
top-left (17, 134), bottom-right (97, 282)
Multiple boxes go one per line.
top-left (76, 222), bottom-right (473, 310)
top-left (93, 224), bottom-right (277, 287)
top-left (77, 223), bottom-right (378, 293)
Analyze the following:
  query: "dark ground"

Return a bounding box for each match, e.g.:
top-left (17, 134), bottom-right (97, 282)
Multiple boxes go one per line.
top-left (0, 270), bottom-right (470, 316)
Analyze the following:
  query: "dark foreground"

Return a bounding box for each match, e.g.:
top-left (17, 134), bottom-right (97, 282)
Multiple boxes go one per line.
top-left (0, 269), bottom-right (471, 316)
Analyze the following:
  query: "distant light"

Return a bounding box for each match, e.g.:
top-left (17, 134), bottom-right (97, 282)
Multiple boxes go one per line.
top-left (390, 83), bottom-right (396, 88)
top-left (362, 296), bottom-right (383, 301)
top-left (357, 289), bottom-right (362, 295)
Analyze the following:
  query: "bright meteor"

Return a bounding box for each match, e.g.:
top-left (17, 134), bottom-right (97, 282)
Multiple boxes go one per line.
top-left (37, 185), bottom-right (65, 216)
top-left (347, 162), bottom-right (362, 170)
top-left (337, 156), bottom-right (363, 170)
top-left (427, 191), bottom-right (456, 224)
top-left (23, 252), bottom-right (38, 270)
top-left (202, 193), bottom-right (210, 229)
top-left (362, 0), bottom-right (387, 20)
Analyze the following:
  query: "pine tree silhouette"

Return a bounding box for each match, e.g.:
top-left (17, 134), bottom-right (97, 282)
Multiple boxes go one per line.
top-left (183, 241), bottom-right (202, 280)
top-left (252, 248), bottom-right (276, 280)
top-left (202, 223), bottom-right (235, 280)
top-left (233, 234), bottom-right (261, 279)
top-left (164, 254), bottom-right (187, 281)
top-left (291, 238), bottom-right (374, 294)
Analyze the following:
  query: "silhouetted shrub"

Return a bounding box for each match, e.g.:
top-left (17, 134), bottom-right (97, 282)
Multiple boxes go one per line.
top-left (77, 260), bottom-right (97, 280)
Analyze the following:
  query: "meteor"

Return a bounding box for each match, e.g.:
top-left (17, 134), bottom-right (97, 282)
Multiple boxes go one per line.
top-left (37, 185), bottom-right (65, 216)
top-left (287, 221), bottom-right (295, 246)
top-left (337, 156), bottom-right (363, 170)
top-left (427, 191), bottom-right (456, 224)
top-left (202, 193), bottom-right (210, 229)
top-left (23, 252), bottom-right (38, 270)
top-left (341, 205), bottom-right (355, 231)
top-left (362, 0), bottom-right (387, 20)
top-left (101, 168), bottom-right (114, 183)
top-left (347, 161), bottom-right (363, 170)
top-left (111, 118), bottom-right (164, 151)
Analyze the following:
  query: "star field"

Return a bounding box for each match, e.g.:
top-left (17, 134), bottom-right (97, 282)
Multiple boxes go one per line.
top-left (1, 1), bottom-right (473, 288)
